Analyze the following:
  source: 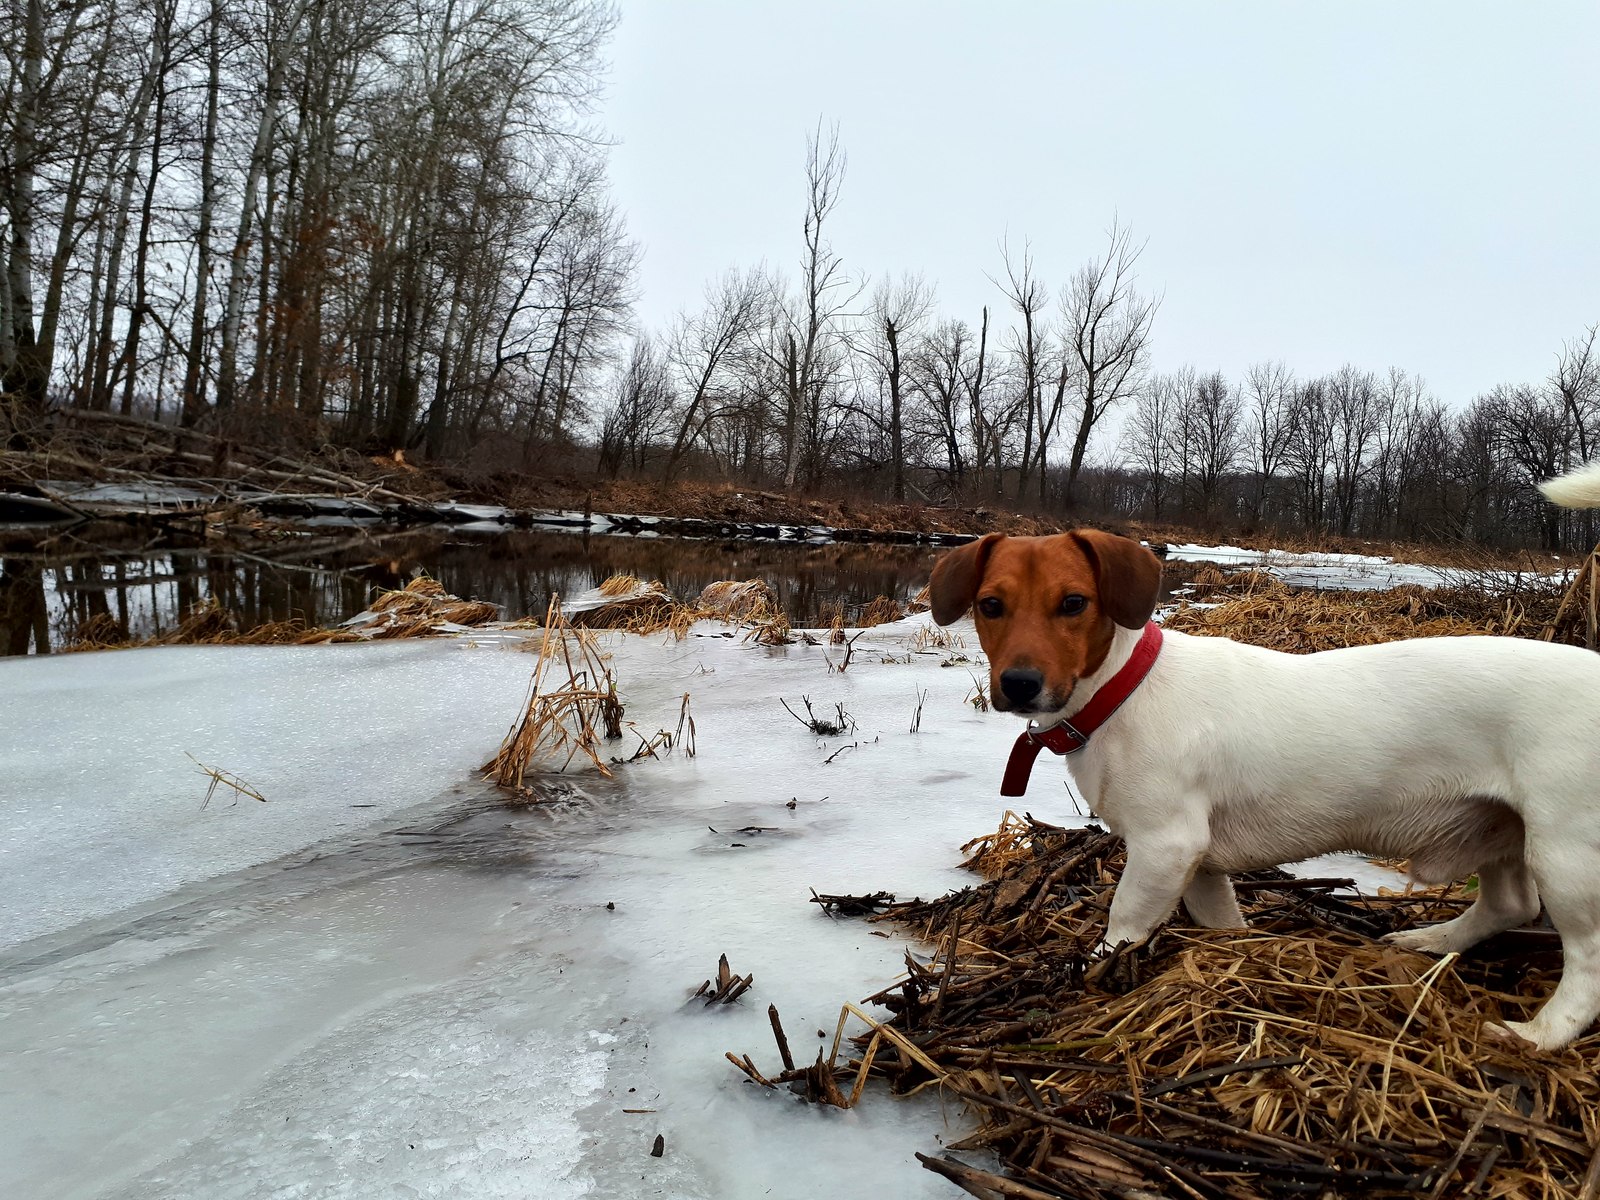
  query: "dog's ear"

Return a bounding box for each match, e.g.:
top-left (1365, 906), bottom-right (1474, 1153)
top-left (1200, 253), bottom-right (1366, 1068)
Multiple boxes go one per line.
top-left (928, 533), bottom-right (1004, 625)
top-left (1070, 529), bottom-right (1163, 629)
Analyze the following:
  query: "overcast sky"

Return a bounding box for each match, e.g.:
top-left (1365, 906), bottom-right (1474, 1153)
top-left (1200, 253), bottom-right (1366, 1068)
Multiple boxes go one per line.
top-left (601, 1), bottom-right (1598, 408)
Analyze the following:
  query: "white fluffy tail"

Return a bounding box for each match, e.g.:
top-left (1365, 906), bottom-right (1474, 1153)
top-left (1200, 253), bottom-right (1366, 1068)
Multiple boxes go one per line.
top-left (1540, 462), bottom-right (1600, 509)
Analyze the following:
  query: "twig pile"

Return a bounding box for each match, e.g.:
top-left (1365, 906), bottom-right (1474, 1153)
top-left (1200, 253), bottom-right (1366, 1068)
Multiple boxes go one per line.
top-left (732, 814), bottom-right (1600, 1199)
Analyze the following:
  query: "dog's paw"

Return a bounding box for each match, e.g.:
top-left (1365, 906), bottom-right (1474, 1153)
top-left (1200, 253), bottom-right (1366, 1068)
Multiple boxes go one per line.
top-left (1383, 925), bottom-right (1458, 955)
top-left (1482, 1020), bottom-right (1539, 1049)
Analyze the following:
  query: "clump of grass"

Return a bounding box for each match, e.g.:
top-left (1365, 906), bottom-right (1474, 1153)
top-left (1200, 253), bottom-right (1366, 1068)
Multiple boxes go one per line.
top-left (569, 574), bottom-right (676, 632)
top-left (907, 623), bottom-right (964, 653)
top-left (857, 595), bottom-right (906, 628)
top-left (486, 596), bottom-right (624, 788)
top-left (696, 579), bottom-right (778, 620)
top-left (367, 576), bottom-right (500, 631)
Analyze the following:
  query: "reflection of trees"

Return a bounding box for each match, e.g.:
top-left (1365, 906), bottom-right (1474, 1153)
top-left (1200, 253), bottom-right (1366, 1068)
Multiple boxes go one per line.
top-left (0, 561), bottom-right (51, 654)
top-left (8, 529), bottom-right (959, 654)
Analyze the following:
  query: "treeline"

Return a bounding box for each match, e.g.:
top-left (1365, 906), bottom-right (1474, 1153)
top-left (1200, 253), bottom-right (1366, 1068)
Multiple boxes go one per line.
top-left (1, 0), bottom-right (631, 453)
top-left (5, 6), bottom-right (1597, 555)
top-left (599, 131), bottom-right (1599, 552)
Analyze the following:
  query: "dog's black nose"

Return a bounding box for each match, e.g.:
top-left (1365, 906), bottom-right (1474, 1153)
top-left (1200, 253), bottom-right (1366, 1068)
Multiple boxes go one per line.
top-left (999, 668), bottom-right (1044, 706)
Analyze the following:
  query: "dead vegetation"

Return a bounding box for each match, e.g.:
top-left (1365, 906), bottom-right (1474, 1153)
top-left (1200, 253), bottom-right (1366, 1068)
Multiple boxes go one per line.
top-left (63, 575), bottom-right (502, 651)
top-left (732, 813), bottom-right (1600, 1199)
top-left (187, 752), bottom-right (267, 808)
top-left (696, 578), bottom-right (778, 619)
top-left (695, 954), bottom-right (755, 1006)
top-left (485, 598), bottom-right (624, 787)
top-left (549, 573), bottom-right (795, 645)
top-left (780, 696), bottom-right (857, 736)
top-left (859, 595), bottom-right (907, 627)
top-left (567, 574), bottom-right (677, 631)
top-left (1165, 568), bottom-right (1580, 653)
top-left (66, 602), bottom-right (359, 650)
top-left (1542, 547), bottom-right (1600, 649)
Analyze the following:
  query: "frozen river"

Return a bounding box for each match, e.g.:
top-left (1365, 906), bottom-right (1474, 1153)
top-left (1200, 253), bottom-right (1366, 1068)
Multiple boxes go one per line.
top-left (2, 622), bottom-right (1016, 1198)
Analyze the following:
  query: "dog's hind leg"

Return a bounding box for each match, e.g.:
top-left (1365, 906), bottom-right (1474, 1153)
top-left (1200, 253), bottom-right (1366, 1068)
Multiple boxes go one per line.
top-left (1487, 852), bottom-right (1600, 1050)
top-left (1181, 870), bottom-right (1246, 929)
top-left (1384, 859), bottom-right (1541, 955)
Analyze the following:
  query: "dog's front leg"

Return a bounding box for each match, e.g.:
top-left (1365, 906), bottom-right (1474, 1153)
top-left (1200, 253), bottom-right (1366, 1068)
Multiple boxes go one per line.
top-left (1103, 823), bottom-right (1210, 950)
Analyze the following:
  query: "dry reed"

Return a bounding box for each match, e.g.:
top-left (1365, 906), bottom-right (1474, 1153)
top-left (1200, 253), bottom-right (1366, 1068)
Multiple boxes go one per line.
top-left (484, 596), bottom-right (623, 788)
top-left (732, 813), bottom-right (1600, 1199)
top-left (569, 574), bottom-right (676, 631)
top-left (1165, 569), bottom-right (1574, 654)
top-left (859, 595), bottom-right (907, 627)
top-left (696, 578), bottom-right (778, 620)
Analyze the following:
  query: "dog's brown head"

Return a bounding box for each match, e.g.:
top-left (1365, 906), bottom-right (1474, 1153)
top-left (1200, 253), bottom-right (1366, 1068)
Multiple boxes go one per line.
top-left (928, 531), bottom-right (1162, 715)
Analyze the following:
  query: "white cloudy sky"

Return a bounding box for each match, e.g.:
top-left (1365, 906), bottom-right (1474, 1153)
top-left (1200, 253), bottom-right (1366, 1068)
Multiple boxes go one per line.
top-left (602, 1), bottom-right (1598, 407)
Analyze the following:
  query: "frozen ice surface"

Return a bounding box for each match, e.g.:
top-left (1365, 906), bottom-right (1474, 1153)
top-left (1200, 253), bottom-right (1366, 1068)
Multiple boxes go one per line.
top-left (3, 620), bottom-right (1016, 1199)
top-left (0, 640), bottom-right (539, 949)
top-left (1164, 541), bottom-right (1458, 589)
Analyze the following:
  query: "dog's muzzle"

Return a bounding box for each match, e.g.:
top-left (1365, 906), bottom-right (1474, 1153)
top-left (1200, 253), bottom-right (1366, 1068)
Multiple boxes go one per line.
top-left (998, 667), bottom-right (1044, 708)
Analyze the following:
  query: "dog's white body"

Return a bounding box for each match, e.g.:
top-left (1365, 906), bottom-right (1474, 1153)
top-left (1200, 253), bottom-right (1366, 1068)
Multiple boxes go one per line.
top-left (1048, 624), bottom-right (1600, 1050)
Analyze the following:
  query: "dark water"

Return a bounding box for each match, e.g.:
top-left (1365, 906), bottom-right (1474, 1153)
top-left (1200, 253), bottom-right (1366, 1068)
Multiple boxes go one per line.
top-left (0, 525), bottom-right (956, 656)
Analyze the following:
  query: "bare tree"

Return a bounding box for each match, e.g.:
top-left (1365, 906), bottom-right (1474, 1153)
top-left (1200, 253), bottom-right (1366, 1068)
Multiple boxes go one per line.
top-left (597, 336), bottom-right (674, 476)
top-left (860, 274), bottom-right (933, 500)
top-left (1324, 366), bottom-right (1380, 534)
top-left (662, 267), bottom-right (768, 479)
top-left (1061, 220), bottom-right (1157, 507)
top-left (996, 239), bottom-right (1054, 502)
top-left (1124, 369), bottom-right (1184, 518)
top-left (777, 121), bottom-right (855, 492)
top-left (1242, 361), bottom-right (1296, 523)
top-left (1184, 371), bottom-right (1243, 516)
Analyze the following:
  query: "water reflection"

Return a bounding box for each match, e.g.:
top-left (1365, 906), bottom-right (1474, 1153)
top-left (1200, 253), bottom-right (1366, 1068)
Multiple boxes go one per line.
top-left (0, 527), bottom-right (953, 656)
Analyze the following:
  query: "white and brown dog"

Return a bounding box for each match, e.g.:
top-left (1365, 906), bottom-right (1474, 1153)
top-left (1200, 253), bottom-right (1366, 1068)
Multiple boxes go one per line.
top-left (931, 468), bottom-right (1600, 1051)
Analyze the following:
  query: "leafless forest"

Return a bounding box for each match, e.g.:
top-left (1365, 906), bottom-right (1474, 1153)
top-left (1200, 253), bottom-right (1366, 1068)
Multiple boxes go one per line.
top-left (2, 0), bottom-right (1596, 550)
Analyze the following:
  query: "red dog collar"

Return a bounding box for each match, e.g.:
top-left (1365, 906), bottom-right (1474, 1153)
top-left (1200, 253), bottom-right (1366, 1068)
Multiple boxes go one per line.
top-left (999, 621), bottom-right (1164, 797)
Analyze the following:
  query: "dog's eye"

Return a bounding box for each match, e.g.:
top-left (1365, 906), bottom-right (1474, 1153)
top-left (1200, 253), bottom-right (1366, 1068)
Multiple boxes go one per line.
top-left (1060, 594), bottom-right (1088, 617)
top-left (976, 597), bottom-right (1004, 619)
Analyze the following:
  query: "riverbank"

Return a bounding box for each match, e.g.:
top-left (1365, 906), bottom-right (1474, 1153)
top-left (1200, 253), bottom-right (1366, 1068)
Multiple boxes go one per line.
top-left (0, 410), bottom-right (1569, 568)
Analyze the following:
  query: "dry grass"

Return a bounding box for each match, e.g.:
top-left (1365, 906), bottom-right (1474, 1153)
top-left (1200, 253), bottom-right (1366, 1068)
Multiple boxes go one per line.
top-left (65, 601), bottom-right (362, 650)
top-left (1165, 569), bottom-right (1576, 654)
top-left (553, 574), bottom-right (794, 644)
top-left (484, 597), bottom-right (623, 788)
top-left (732, 814), bottom-right (1600, 1198)
top-left (360, 576), bottom-right (500, 636)
top-left (567, 574), bottom-right (676, 632)
top-left (859, 595), bottom-right (907, 627)
top-left (64, 575), bottom-right (501, 651)
top-left (696, 578), bottom-right (778, 620)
